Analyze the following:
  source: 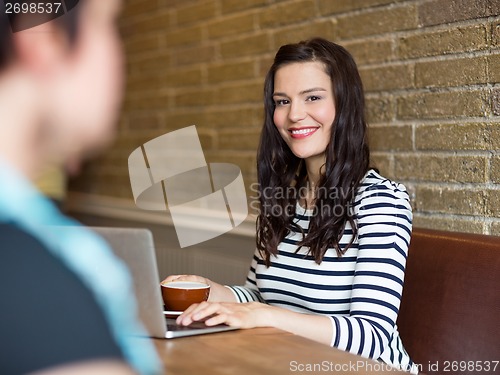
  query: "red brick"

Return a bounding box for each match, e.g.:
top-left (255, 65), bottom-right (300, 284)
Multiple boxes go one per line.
top-left (221, 33), bottom-right (272, 59)
top-left (164, 25), bottom-right (203, 47)
top-left (493, 21), bottom-right (500, 47)
top-left (273, 20), bottom-right (336, 49)
top-left (398, 25), bottom-right (488, 59)
top-left (418, 0), bottom-right (498, 27)
top-left (366, 96), bottom-right (395, 124)
top-left (128, 52), bottom-right (171, 75)
top-left (491, 222), bottom-right (500, 236)
top-left (218, 129), bottom-right (261, 150)
top-left (174, 88), bottom-right (215, 107)
top-left (342, 39), bottom-right (394, 65)
top-left (126, 71), bottom-right (161, 93)
top-left (415, 123), bottom-right (500, 151)
top-left (492, 88), bottom-right (500, 116)
top-left (214, 81), bottom-right (263, 105)
top-left (491, 156), bottom-right (500, 183)
top-left (205, 151), bottom-right (257, 176)
top-left (397, 90), bottom-right (490, 120)
top-left (413, 215), bottom-right (486, 234)
top-left (486, 189), bottom-right (500, 217)
top-left (360, 64), bottom-right (413, 92)
top-left (122, 91), bottom-right (171, 111)
top-left (258, 56), bottom-right (274, 76)
top-left (394, 155), bottom-right (487, 183)
top-left (318, 0), bottom-right (405, 15)
top-left (121, 0), bottom-right (160, 19)
top-left (369, 153), bottom-right (394, 179)
top-left (175, 1), bottom-right (217, 26)
top-left (207, 13), bottom-right (255, 40)
top-left (415, 57), bottom-right (488, 88)
top-left (337, 4), bottom-right (417, 39)
top-left (174, 45), bottom-right (216, 66)
top-left (207, 60), bottom-right (256, 84)
top-left (202, 107), bottom-right (263, 128)
top-left (259, 0), bottom-right (316, 28)
top-left (368, 125), bottom-right (413, 151)
top-left (163, 66), bottom-right (203, 88)
top-left (164, 111), bottom-right (207, 131)
top-left (415, 186), bottom-right (486, 216)
top-left (120, 11), bottom-right (172, 36)
top-left (221, 0), bottom-right (268, 14)
top-left (488, 54), bottom-right (500, 84)
top-left (123, 34), bottom-right (160, 55)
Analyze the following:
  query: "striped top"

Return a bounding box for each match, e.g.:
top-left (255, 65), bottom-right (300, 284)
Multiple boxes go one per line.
top-left (228, 170), bottom-right (418, 374)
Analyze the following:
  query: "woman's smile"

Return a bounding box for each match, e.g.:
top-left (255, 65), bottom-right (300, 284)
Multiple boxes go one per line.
top-left (289, 126), bottom-right (319, 139)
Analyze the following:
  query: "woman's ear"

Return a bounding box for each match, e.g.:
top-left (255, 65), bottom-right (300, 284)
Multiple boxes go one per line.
top-left (11, 22), bottom-right (70, 76)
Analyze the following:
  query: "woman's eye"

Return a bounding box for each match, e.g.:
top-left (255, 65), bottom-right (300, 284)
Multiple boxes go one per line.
top-left (274, 99), bottom-right (289, 106)
top-left (306, 95), bottom-right (321, 102)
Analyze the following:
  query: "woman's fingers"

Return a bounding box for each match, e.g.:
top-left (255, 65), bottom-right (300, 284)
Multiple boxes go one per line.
top-left (176, 302), bottom-right (265, 329)
top-left (177, 301), bottom-right (226, 326)
top-left (175, 303), bottom-right (198, 325)
top-left (204, 312), bottom-right (232, 327)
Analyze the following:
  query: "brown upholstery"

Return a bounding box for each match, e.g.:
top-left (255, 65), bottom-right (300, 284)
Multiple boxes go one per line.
top-left (397, 228), bottom-right (500, 373)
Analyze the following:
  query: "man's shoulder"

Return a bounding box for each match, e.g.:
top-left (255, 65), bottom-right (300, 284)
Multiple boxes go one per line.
top-left (0, 221), bottom-right (50, 252)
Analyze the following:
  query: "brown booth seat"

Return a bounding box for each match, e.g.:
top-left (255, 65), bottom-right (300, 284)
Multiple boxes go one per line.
top-left (397, 228), bottom-right (500, 374)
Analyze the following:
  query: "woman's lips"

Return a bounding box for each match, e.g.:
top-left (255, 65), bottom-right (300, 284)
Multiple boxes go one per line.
top-left (289, 127), bottom-right (319, 139)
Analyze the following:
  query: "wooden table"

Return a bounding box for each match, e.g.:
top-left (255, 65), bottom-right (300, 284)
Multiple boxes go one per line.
top-left (149, 327), bottom-right (409, 374)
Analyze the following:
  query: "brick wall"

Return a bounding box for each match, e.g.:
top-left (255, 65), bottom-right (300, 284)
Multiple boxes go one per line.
top-left (69, 0), bottom-right (500, 235)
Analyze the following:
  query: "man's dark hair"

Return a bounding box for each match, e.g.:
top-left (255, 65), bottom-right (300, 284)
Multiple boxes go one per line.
top-left (0, 1), bottom-right (14, 69)
top-left (0, 0), bottom-right (81, 70)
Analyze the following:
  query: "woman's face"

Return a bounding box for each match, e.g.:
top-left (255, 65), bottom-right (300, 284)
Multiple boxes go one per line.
top-left (272, 61), bottom-right (336, 165)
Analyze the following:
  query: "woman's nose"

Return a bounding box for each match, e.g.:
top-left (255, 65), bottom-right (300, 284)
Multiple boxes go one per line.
top-left (288, 101), bottom-right (306, 122)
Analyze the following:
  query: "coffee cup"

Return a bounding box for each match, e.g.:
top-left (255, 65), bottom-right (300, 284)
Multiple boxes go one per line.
top-left (160, 281), bottom-right (210, 311)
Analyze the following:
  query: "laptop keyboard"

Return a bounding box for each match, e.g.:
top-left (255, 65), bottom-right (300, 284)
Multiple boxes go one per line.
top-left (165, 318), bottom-right (214, 331)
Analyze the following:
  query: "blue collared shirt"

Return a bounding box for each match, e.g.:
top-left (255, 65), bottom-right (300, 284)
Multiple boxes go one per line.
top-left (0, 160), bottom-right (162, 375)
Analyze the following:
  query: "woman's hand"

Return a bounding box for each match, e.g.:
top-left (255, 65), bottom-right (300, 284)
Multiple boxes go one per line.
top-left (177, 300), bottom-right (334, 346)
top-left (161, 275), bottom-right (237, 302)
top-left (176, 301), bottom-right (273, 329)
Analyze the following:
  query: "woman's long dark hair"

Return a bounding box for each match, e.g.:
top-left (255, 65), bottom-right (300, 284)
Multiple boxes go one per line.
top-left (256, 37), bottom-right (370, 265)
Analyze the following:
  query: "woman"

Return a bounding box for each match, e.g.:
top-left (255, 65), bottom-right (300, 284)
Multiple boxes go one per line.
top-left (165, 38), bottom-right (416, 373)
top-left (0, 1), bottom-right (160, 374)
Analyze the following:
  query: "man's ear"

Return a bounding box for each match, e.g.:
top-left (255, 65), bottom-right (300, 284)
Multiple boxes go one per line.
top-left (11, 22), bottom-right (69, 75)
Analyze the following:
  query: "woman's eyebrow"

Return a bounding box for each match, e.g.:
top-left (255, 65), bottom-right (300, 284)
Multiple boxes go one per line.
top-left (272, 92), bottom-right (288, 98)
top-left (273, 87), bottom-right (327, 97)
top-left (300, 87), bottom-right (327, 95)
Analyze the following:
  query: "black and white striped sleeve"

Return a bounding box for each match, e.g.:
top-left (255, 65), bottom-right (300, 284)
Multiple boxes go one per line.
top-left (328, 181), bottom-right (412, 360)
top-left (225, 250), bottom-right (265, 303)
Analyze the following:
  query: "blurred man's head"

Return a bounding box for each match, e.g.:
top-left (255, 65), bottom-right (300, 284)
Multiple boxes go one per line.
top-left (0, 0), bottom-right (123, 176)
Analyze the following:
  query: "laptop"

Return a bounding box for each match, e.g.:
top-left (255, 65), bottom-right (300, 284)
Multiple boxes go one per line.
top-left (91, 227), bottom-right (238, 339)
